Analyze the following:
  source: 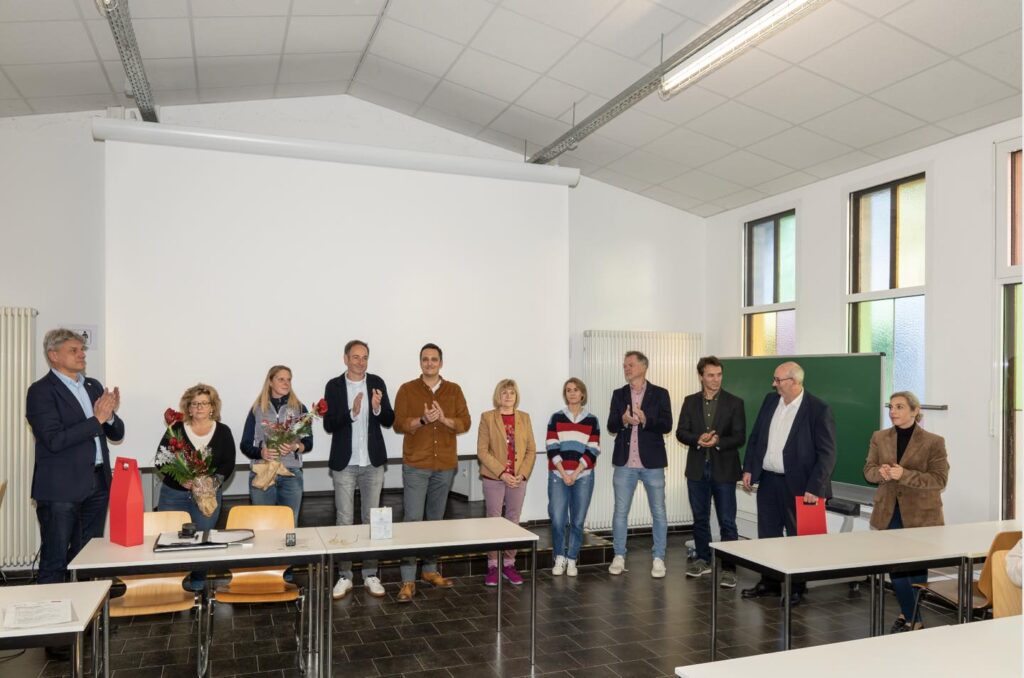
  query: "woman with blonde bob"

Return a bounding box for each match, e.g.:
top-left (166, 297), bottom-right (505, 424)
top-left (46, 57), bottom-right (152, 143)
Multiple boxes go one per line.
top-left (476, 378), bottom-right (536, 586)
top-left (864, 390), bottom-right (949, 633)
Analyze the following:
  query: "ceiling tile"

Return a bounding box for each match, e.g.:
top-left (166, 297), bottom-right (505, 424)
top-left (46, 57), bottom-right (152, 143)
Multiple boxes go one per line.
top-left (150, 89), bottom-right (200, 106)
top-left (959, 30), bottom-right (1021, 88)
top-left (754, 171), bottom-right (817, 197)
top-left (274, 80), bottom-right (349, 97)
top-left (603, 148), bottom-right (688, 184)
top-left (104, 58), bottom-right (197, 91)
top-left (27, 93), bottom-right (116, 113)
top-left (515, 76), bottom-right (586, 119)
top-left (873, 60), bottom-right (1015, 121)
top-left (884, 0), bottom-right (1021, 55)
top-left (862, 125), bottom-right (953, 159)
top-left (568, 132), bottom-right (632, 166)
top-left (477, 126), bottom-right (534, 154)
top-left (635, 17), bottom-right (705, 67)
top-left (643, 126), bottom-right (734, 166)
top-left (347, 80), bottom-right (421, 115)
top-left (664, 169), bottom-right (742, 201)
top-left (0, 99), bottom-right (32, 116)
top-left (424, 80), bottom-right (507, 126)
top-left (803, 150), bottom-right (879, 179)
top-left (499, 0), bottom-right (618, 38)
top-left (415, 106), bottom-right (485, 137)
top-left (133, 19), bottom-right (195, 59)
top-left (446, 49), bottom-right (539, 102)
top-left (1, 0), bottom-right (79, 21)
top-left (556, 152), bottom-right (602, 175)
top-left (556, 93), bottom-right (607, 121)
top-left (758, 1), bottom-right (872, 63)
top-left (588, 0), bottom-right (688, 60)
top-left (0, 21), bottom-right (96, 64)
top-left (0, 69), bottom-right (18, 97)
top-left (696, 48), bottom-right (789, 99)
top-left (687, 100), bottom-right (791, 147)
top-left (640, 185), bottom-right (702, 212)
top-left (353, 54), bottom-right (439, 103)
top-left (715, 188), bottom-right (767, 210)
top-left (193, 17), bottom-right (288, 57)
top-left (802, 98), bottom-right (922, 147)
top-left (748, 127), bottom-right (852, 169)
top-left (936, 93), bottom-right (1022, 135)
top-left (369, 19), bottom-right (463, 78)
top-left (197, 56), bottom-right (280, 88)
top-left (5, 62), bottom-right (110, 97)
top-left (488, 105), bottom-right (569, 146)
top-left (285, 16), bottom-right (377, 53)
top-left (189, 0), bottom-right (291, 16)
top-left (737, 67), bottom-right (860, 124)
top-left (292, 0), bottom-right (385, 15)
top-left (634, 84), bottom-right (726, 124)
top-left (548, 41), bottom-right (649, 98)
top-left (198, 84), bottom-right (275, 103)
top-left (802, 23), bottom-right (945, 94)
top-left (593, 110), bottom-right (674, 148)
top-left (77, 0), bottom-right (189, 18)
top-left (591, 167), bottom-right (653, 193)
top-left (471, 8), bottom-right (577, 73)
top-left (387, 0), bottom-right (494, 43)
top-left (702, 150), bottom-right (791, 186)
top-left (688, 202), bottom-right (726, 217)
top-left (840, 0), bottom-right (913, 18)
top-left (279, 53), bottom-right (361, 83)
top-left (649, 0), bottom-right (735, 25)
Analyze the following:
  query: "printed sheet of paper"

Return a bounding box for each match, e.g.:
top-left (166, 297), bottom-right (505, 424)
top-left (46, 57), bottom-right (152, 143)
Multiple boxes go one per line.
top-left (370, 507), bottom-right (393, 540)
top-left (3, 599), bottom-right (74, 629)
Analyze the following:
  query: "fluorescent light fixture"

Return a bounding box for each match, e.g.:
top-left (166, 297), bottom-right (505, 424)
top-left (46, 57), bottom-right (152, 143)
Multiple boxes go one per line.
top-left (661, 0), bottom-right (827, 97)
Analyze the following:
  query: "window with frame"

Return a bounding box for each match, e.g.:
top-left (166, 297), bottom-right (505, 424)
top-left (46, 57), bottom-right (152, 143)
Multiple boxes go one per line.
top-left (848, 174), bottom-right (925, 396)
top-left (999, 144), bottom-right (1022, 518)
top-left (743, 210), bottom-right (796, 356)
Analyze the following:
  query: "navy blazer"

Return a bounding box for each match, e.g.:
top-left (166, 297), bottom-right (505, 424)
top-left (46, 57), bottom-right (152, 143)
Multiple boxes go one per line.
top-left (323, 373), bottom-right (395, 471)
top-left (676, 389), bottom-right (746, 483)
top-left (26, 371), bottom-right (125, 503)
top-left (607, 382), bottom-right (674, 468)
top-left (743, 390), bottom-right (836, 498)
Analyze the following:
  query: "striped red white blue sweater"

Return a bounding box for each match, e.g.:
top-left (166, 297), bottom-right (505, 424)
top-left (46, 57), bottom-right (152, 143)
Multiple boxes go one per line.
top-left (545, 409), bottom-right (601, 472)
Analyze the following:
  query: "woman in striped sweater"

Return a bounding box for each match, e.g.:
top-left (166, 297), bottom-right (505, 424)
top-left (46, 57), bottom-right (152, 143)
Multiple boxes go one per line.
top-left (546, 378), bottom-right (601, 576)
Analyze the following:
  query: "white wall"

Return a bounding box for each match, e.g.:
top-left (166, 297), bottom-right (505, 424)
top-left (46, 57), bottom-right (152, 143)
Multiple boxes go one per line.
top-left (706, 117), bottom-right (1023, 525)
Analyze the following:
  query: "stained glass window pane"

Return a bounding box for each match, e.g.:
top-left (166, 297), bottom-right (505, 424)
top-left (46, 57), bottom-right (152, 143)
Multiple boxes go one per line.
top-left (778, 213), bottom-right (796, 303)
top-left (852, 299), bottom-right (895, 394)
top-left (1015, 284), bottom-right (1022, 409)
top-left (776, 309), bottom-right (796, 354)
top-left (896, 178), bottom-right (926, 287)
top-left (750, 220), bottom-right (775, 306)
top-left (857, 189), bottom-right (891, 292)
top-left (893, 295), bottom-right (925, 396)
top-left (746, 312), bottom-right (777, 356)
top-left (1013, 151), bottom-right (1021, 266)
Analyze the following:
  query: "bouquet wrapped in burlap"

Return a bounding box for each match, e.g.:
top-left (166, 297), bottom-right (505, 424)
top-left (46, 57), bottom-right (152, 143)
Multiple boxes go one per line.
top-left (251, 398), bottom-right (328, 490)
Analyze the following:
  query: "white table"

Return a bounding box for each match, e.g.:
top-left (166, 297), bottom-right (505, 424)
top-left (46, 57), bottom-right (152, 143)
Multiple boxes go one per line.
top-left (677, 616), bottom-right (1022, 677)
top-left (68, 528), bottom-right (327, 676)
top-left (0, 580), bottom-right (111, 678)
top-left (316, 517), bottom-right (540, 678)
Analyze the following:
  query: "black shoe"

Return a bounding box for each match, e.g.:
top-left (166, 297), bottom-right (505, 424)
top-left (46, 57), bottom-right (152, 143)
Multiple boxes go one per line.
top-left (45, 645), bottom-right (71, 661)
top-left (890, 616), bottom-right (910, 634)
top-left (741, 582), bottom-right (780, 599)
top-left (780, 592), bottom-right (802, 607)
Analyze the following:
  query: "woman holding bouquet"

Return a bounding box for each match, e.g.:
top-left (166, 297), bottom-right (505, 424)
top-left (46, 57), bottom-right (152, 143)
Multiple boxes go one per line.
top-left (240, 365), bottom-right (314, 525)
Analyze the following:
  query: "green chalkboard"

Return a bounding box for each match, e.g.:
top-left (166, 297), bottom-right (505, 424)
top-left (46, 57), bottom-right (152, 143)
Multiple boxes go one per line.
top-left (719, 354), bottom-right (885, 492)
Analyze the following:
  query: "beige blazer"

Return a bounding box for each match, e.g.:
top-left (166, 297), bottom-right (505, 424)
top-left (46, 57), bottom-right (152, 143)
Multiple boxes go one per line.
top-left (864, 426), bottom-right (949, 530)
top-left (476, 409), bottom-right (537, 480)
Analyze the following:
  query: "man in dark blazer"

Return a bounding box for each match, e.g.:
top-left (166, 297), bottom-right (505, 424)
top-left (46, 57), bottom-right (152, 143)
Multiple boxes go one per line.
top-left (323, 339), bottom-right (394, 600)
top-left (26, 328), bottom-right (124, 657)
top-left (741, 361), bottom-right (836, 605)
top-left (606, 350), bottom-right (674, 579)
top-left (675, 356), bottom-right (745, 588)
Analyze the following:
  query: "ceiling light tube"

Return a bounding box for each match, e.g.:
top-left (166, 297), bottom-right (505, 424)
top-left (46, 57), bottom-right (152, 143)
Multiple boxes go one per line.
top-left (661, 0), bottom-right (827, 97)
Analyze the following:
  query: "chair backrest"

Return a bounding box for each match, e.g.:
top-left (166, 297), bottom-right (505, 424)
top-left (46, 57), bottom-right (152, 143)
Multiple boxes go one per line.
top-left (978, 530), bottom-right (1022, 599)
top-left (226, 505), bottom-right (293, 531)
top-left (143, 511), bottom-right (191, 536)
top-left (990, 549), bottom-right (1023, 618)
top-left (0, 480), bottom-right (7, 509)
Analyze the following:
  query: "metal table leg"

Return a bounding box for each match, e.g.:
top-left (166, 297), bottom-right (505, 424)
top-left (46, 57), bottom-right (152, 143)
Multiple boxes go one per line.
top-left (957, 556), bottom-right (967, 623)
top-left (783, 575), bottom-right (792, 650)
top-left (530, 542), bottom-right (537, 666)
top-left (964, 556), bottom-right (975, 623)
top-left (325, 554), bottom-right (333, 678)
top-left (710, 553), bottom-right (719, 661)
top-left (103, 597), bottom-right (110, 678)
top-left (496, 549), bottom-right (503, 634)
top-left (878, 573), bottom-right (885, 631)
top-left (869, 573), bottom-right (878, 636)
top-left (92, 605), bottom-right (99, 678)
top-left (72, 631), bottom-right (83, 678)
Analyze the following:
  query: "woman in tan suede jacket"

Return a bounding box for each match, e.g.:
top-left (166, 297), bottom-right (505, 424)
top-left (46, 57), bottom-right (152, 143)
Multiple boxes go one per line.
top-left (864, 390), bottom-right (950, 633)
top-left (477, 378), bottom-right (537, 586)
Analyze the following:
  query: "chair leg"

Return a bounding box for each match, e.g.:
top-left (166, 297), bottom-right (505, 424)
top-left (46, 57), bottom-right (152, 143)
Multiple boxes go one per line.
top-left (295, 593), bottom-right (306, 674)
top-left (910, 588), bottom-right (924, 628)
top-left (197, 595), bottom-right (215, 678)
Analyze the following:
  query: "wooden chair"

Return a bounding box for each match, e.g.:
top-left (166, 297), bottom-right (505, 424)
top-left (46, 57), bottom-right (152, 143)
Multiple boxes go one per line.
top-left (207, 506), bottom-right (306, 672)
top-left (109, 511), bottom-right (195, 617)
top-left (910, 530), bottom-right (1022, 623)
top-left (990, 548), bottom-right (1023, 618)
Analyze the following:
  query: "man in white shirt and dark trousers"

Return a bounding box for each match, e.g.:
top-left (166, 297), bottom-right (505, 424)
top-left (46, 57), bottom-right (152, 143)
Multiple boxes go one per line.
top-left (740, 361), bottom-right (836, 606)
top-left (323, 340), bottom-right (394, 599)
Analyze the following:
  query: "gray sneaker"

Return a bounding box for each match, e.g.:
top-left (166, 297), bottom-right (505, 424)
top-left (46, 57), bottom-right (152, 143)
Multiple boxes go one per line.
top-left (719, 570), bottom-right (737, 589)
top-left (685, 559), bottom-right (711, 578)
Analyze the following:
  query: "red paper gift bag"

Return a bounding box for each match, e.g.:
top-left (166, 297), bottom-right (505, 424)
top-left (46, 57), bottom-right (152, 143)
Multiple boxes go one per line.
top-left (109, 456), bottom-right (144, 546)
top-left (795, 496), bottom-right (827, 536)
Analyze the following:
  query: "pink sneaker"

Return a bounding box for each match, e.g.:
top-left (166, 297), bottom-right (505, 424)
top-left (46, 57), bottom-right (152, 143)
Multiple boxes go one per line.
top-left (502, 564), bottom-right (524, 585)
top-left (484, 566), bottom-right (498, 587)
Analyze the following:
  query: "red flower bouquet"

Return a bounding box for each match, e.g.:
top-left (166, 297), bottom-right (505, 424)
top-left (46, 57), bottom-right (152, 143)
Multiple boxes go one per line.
top-left (251, 399), bottom-right (327, 491)
top-left (154, 408), bottom-right (220, 517)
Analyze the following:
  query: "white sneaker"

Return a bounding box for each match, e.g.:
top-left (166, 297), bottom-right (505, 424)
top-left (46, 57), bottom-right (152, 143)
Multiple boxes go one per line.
top-left (566, 559), bottom-right (578, 577)
top-left (651, 558), bottom-right (666, 578)
top-left (552, 556), bottom-right (567, 576)
top-left (332, 576), bottom-right (352, 600)
top-left (608, 555), bottom-right (625, 575)
top-left (364, 576), bottom-right (385, 598)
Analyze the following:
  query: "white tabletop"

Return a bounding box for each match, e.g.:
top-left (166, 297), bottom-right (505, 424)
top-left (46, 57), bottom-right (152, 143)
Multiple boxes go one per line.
top-left (68, 528), bottom-right (325, 572)
top-left (893, 520), bottom-right (1022, 558)
top-left (677, 617), bottom-right (1022, 677)
top-left (317, 517), bottom-right (538, 555)
top-left (0, 581), bottom-right (111, 639)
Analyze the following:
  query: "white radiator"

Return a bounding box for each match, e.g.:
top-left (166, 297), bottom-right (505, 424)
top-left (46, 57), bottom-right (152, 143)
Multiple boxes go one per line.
top-left (582, 330), bottom-right (702, 530)
top-left (0, 307), bottom-right (38, 568)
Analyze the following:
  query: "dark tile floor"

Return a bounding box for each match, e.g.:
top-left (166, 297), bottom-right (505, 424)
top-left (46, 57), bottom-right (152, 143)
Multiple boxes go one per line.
top-left (0, 494), bottom-right (961, 678)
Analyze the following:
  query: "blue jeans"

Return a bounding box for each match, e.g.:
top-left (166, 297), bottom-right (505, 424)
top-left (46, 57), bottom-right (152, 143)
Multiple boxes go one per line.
top-left (687, 460), bottom-right (738, 566)
top-left (888, 503), bottom-right (927, 621)
top-left (250, 468), bottom-right (303, 527)
top-left (36, 467), bottom-right (109, 584)
top-left (157, 483), bottom-right (223, 590)
top-left (612, 466), bottom-right (667, 560)
top-left (548, 471), bottom-right (595, 560)
top-left (400, 465), bottom-right (455, 582)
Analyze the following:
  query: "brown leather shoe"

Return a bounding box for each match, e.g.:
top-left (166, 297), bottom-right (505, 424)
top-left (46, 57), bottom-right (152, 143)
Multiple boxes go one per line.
top-left (421, 571), bottom-right (454, 588)
top-left (396, 581), bottom-right (416, 603)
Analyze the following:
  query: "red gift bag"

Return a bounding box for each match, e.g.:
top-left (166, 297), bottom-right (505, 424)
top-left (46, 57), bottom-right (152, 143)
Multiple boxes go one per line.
top-left (795, 496), bottom-right (827, 536)
top-left (109, 457), bottom-right (144, 546)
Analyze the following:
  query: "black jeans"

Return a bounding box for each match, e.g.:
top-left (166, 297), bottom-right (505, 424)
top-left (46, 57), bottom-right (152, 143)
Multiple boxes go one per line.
top-left (36, 466), bottom-right (109, 584)
top-left (755, 471), bottom-right (806, 594)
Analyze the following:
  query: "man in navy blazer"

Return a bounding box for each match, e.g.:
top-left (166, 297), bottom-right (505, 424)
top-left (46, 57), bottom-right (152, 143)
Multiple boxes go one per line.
top-left (606, 350), bottom-right (674, 579)
top-left (26, 329), bottom-right (124, 593)
top-left (741, 361), bottom-right (836, 604)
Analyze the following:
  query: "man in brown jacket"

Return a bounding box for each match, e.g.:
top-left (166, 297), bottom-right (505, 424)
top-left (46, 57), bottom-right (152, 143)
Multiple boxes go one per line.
top-left (392, 343), bottom-right (471, 602)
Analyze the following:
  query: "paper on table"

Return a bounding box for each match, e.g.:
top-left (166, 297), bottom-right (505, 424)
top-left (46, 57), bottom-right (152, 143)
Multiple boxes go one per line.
top-left (3, 599), bottom-right (74, 629)
top-left (155, 531), bottom-right (202, 547)
top-left (205, 529), bottom-right (255, 544)
top-left (370, 507), bottom-right (392, 540)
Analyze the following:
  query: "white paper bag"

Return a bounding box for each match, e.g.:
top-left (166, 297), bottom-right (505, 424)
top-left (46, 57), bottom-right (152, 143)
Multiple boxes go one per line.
top-left (370, 506), bottom-right (392, 540)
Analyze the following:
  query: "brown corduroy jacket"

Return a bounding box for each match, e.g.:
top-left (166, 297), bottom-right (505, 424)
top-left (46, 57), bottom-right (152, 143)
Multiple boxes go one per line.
top-left (393, 377), bottom-right (471, 470)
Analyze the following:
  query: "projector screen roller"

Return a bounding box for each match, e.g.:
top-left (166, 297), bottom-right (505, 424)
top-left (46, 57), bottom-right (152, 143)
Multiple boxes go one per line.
top-left (104, 140), bottom-right (570, 470)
